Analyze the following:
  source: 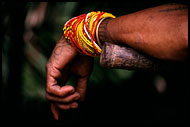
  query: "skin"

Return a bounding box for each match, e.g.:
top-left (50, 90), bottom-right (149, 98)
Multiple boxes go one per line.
top-left (46, 4), bottom-right (188, 120)
top-left (46, 35), bottom-right (93, 120)
top-left (99, 4), bottom-right (188, 61)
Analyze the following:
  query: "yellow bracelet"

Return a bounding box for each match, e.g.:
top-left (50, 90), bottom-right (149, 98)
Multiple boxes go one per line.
top-left (63, 11), bottom-right (116, 57)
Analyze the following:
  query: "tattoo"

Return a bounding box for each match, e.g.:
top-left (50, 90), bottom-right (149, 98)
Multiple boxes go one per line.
top-left (52, 41), bottom-right (70, 60)
top-left (159, 5), bottom-right (187, 12)
top-left (98, 18), bottom-right (113, 45)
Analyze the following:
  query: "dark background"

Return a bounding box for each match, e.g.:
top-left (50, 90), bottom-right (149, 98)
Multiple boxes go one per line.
top-left (1, 1), bottom-right (189, 125)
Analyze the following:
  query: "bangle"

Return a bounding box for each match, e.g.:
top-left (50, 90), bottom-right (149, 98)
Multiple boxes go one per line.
top-left (95, 17), bottom-right (112, 47)
top-left (63, 11), bottom-right (116, 57)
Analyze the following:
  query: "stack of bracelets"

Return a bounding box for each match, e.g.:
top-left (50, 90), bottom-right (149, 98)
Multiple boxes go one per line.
top-left (63, 11), bottom-right (116, 57)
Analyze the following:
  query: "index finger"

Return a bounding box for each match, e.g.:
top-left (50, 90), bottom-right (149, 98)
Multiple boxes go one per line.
top-left (46, 74), bottom-right (74, 97)
top-left (46, 35), bottom-right (77, 96)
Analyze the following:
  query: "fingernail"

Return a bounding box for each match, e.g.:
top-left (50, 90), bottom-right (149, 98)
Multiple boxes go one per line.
top-left (71, 103), bottom-right (78, 108)
top-left (74, 95), bottom-right (80, 100)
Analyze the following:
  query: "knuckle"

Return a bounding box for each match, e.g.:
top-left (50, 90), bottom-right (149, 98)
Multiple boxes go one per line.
top-left (63, 98), bottom-right (70, 103)
top-left (46, 87), bottom-right (51, 94)
top-left (45, 61), bottom-right (51, 70)
top-left (45, 94), bottom-right (54, 103)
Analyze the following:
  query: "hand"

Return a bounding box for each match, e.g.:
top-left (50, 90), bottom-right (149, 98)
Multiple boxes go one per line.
top-left (45, 35), bottom-right (93, 120)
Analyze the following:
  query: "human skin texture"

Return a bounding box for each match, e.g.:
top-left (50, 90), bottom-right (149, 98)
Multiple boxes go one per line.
top-left (46, 35), bottom-right (93, 120)
top-left (46, 3), bottom-right (188, 120)
top-left (98, 4), bottom-right (188, 61)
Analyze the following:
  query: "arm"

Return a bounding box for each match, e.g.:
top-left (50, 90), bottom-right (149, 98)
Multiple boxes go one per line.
top-left (46, 35), bottom-right (93, 120)
top-left (45, 4), bottom-right (188, 120)
top-left (99, 4), bottom-right (188, 61)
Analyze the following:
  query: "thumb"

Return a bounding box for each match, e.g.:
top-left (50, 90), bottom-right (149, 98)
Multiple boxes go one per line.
top-left (51, 103), bottom-right (59, 120)
top-left (76, 77), bottom-right (88, 101)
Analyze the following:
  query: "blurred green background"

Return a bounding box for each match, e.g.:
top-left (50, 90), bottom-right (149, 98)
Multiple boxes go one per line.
top-left (2, 1), bottom-right (188, 124)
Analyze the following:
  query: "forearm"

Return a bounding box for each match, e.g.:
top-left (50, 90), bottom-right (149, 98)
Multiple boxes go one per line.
top-left (99, 4), bottom-right (188, 61)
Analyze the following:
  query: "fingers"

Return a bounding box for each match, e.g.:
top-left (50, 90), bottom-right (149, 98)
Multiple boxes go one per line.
top-left (46, 59), bottom-right (72, 96)
top-left (45, 36), bottom-right (82, 120)
top-left (51, 102), bottom-right (79, 120)
top-left (55, 102), bottom-right (78, 110)
top-left (46, 84), bottom-right (74, 97)
top-left (49, 91), bottom-right (80, 120)
top-left (51, 103), bottom-right (59, 120)
top-left (70, 54), bottom-right (93, 101)
top-left (76, 77), bottom-right (88, 101)
top-left (46, 92), bottom-right (80, 103)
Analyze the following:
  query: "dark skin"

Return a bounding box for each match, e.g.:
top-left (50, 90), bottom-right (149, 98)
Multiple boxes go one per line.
top-left (99, 4), bottom-right (188, 61)
top-left (46, 35), bottom-right (93, 120)
top-left (46, 4), bottom-right (188, 120)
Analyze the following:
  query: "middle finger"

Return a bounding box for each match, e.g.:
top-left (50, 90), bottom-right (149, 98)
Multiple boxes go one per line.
top-left (46, 92), bottom-right (80, 103)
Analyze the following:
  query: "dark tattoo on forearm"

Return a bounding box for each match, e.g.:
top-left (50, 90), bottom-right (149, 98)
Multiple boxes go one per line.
top-left (98, 18), bottom-right (113, 45)
top-left (159, 5), bottom-right (187, 12)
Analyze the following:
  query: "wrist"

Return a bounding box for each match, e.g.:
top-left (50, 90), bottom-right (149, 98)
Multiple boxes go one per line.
top-left (97, 18), bottom-right (114, 45)
top-left (63, 12), bottom-right (115, 57)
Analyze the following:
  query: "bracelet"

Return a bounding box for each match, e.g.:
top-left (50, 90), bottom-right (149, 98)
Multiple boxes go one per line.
top-left (63, 11), bottom-right (116, 57)
top-left (95, 17), bottom-right (112, 48)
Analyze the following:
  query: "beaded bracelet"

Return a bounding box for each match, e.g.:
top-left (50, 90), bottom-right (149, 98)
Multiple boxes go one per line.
top-left (63, 11), bottom-right (116, 57)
